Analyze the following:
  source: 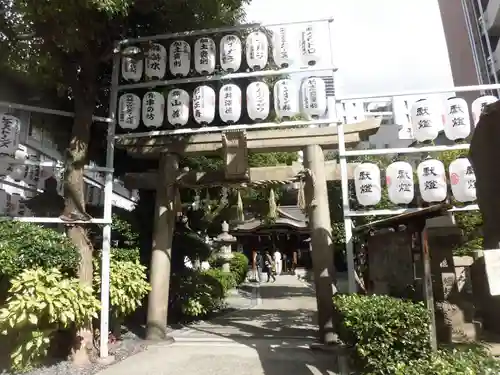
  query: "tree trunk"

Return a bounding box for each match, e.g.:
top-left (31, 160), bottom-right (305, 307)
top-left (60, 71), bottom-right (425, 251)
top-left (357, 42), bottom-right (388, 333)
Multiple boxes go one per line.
top-left (65, 95), bottom-right (95, 365)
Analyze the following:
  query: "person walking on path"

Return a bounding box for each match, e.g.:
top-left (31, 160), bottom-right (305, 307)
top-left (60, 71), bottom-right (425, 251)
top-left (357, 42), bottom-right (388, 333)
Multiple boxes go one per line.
top-left (255, 250), bottom-right (264, 283)
top-left (273, 249), bottom-right (282, 276)
top-left (264, 250), bottom-right (276, 282)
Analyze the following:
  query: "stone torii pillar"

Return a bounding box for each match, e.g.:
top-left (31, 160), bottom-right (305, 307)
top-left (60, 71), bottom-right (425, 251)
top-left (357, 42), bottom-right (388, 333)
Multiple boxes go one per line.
top-left (303, 145), bottom-right (337, 344)
top-left (146, 153), bottom-right (178, 341)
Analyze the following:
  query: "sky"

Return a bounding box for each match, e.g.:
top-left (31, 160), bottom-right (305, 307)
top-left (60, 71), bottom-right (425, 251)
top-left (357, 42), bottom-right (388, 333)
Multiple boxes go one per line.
top-left (244, 0), bottom-right (455, 98)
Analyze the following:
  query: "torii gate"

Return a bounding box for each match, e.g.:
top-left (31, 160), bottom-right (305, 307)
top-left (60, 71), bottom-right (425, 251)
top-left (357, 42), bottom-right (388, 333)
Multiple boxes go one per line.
top-left (117, 118), bottom-right (380, 344)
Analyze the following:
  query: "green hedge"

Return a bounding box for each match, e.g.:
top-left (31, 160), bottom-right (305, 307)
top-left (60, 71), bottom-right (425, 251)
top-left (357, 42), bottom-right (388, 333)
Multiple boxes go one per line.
top-left (0, 222), bottom-right (80, 279)
top-left (229, 252), bottom-right (249, 284)
top-left (334, 294), bottom-right (500, 374)
top-left (335, 294), bottom-right (431, 373)
top-left (171, 252), bottom-right (249, 320)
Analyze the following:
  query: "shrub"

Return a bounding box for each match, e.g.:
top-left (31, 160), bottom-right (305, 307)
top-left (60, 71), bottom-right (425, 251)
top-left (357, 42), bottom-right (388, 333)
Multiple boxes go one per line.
top-left (0, 268), bottom-right (100, 371)
top-left (334, 294), bottom-right (431, 373)
top-left (0, 222), bottom-right (80, 278)
top-left (94, 258), bottom-right (150, 321)
top-left (204, 268), bottom-right (236, 293)
top-left (395, 346), bottom-right (500, 374)
top-left (109, 247), bottom-right (140, 263)
top-left (229, 252), bottom-right (249, 285)
top-left (169, 269), bottom-right (232, 320)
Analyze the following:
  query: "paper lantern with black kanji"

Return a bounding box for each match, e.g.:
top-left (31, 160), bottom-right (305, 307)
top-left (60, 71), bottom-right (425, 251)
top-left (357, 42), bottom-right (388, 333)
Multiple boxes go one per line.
top-left (246, 31), bottom-right (269, 70)
top-left (121, 46), bottom-right (143, 82)
top-left (145, 43), bottom-right (167, 80)
top-left (167, 89), bottom-right (190, 127)
top-left (118, 93), bottom-right (141, 130)
top-left (194, 37), bottom-right (216, 75)
top-left (0, 114), bottom-right (21, 156)
top-left (272, 27), bottom-right (293, 68)
top-left (354, 163), bottom-right (381, 206)
top-left (449, 158), bottom-right (476, 203)
top-left (444, 97), bottom-right (471, 141)
top-left (274, 79), bottom-right (299, 120)
top-left (169, 40), bottom-right (191, 77)
top-left (471, 95), bottom-right (498, 126)
top-left (417, 159), bottom-right (447, 203)
top-left (193, 85), bottom-right (216, 125)
top-left (300, 77), bottom-right (327, 119)
top-left (247, 81), bottom-right (270, 121)
top-left (386, 161), bottom-right (414, 205)
top-left (142, 91), bottom-right (165, 128)
top-left (300, 24), bottom-right (320, 66)
top-left (220, 35), bottom-right (242, 72)
top-left (410, 98), bottom-right (442, 142)
top-left (219, 84), bottom-right (242, 124)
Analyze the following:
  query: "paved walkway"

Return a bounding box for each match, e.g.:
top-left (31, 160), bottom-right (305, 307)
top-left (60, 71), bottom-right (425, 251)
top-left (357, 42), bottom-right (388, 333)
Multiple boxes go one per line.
top-left (97, 275), bottom-right (340, 375)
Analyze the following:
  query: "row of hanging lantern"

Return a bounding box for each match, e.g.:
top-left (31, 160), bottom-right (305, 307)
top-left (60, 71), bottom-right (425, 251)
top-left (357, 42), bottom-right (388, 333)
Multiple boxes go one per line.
top-left (121, 25), bottom-right (321, 82)
top-left (410, 95), bottom-right (498, 142)
top-left (118, 77), bottom-right (328, 129)
top-left (354, 157), bottom-right (476, 206)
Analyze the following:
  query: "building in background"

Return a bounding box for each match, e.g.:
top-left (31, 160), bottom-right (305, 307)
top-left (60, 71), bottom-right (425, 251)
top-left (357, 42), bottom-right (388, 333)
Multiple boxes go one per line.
top-left (0, 74), bottom-right (138, 217)
top-left (437, 0), bottom-right (499, 101)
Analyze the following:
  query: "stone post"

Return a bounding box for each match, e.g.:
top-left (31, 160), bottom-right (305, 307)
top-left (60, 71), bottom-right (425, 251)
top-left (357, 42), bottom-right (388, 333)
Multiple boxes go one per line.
top-left (303, 144), bottom-right (337, 345)
top-left (215, 221), bottom-right (235, 272)
top-left (146, 153), bottom-right (178, 341)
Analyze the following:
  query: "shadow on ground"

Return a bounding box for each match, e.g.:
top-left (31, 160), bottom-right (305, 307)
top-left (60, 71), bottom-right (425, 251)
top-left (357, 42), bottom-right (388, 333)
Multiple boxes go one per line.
top-left (183, 281), bottom-right (339, 375)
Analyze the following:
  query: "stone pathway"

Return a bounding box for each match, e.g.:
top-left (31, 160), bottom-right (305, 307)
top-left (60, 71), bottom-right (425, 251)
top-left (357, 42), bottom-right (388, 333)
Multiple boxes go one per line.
top-left (96, 275), bottom-right (340, 375)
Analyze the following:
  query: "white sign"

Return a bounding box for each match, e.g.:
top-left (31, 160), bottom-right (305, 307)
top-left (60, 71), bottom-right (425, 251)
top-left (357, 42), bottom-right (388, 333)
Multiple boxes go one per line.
top-left (484, 249), bottom-right (500, 296)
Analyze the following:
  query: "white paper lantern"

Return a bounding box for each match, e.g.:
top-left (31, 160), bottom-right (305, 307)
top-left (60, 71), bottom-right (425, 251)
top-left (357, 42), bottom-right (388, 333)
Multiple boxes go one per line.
top-left (444, 97), bottom-right (471, 141)
top-left (246, 31), bottom-right (269, 70)
top-left (272, 27), bottom-right (293, 68)
top-left (0, 114), bottom-right (21, 157)
top-left (354, 163), bottom-right (382, 206)
top-left (118, 93), bottom-right (141, 130)
top-left (247, 81), bottom-right (270, 121)
top-left (194, 37), bottom-right (216, 75)
top-left (9, 147), bottom-right (28, 181)
top-left (274, 79), bottom-right (299, 119)
top-left (417, 159), bottom-right (447, 203)
top-left (220, 35), bottom-right (242, 72)
top-left (410, 98), bottom-right (442, 142)
top-left (142, 91), bottom-right (165, 128)
top-left (471, 95), bottom-right (498, 126)
top-left (167, 89), bottom-right (190, 127)
top-left (145, 43), bottom-right (167, 80)
top-left (219, 84), bottom-right (242, 124)
top-left (121, 46), bottom-right (143, 82)
top-left (169, 40), bottom-right (191, 77)
top-left (449, 158), bottom-right (476, 203)
top-left (386, 161), bottom-right (414, 205)
top-left (300, 77), bottom-right (327, 119)
top-left (193, 85), bottom-right (216, 125)
top-left (300, 24), bottom-right (320, 66)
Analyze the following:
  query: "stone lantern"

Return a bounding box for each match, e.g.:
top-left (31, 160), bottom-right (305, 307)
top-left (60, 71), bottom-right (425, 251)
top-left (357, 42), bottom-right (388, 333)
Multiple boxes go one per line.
top-left (214, 221), bottom-right (236, 272)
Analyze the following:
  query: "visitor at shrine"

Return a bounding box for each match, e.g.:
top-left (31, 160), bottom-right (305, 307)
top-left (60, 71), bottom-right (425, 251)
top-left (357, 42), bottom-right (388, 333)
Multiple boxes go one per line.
top-left (282, 253), bottom-right (288, 273)
top-left (255, 250), bottom-right (264, 283)
top-left (273, 249), bottom-right (282, 276)
top-left (264, 250), bottom-right (276, 282)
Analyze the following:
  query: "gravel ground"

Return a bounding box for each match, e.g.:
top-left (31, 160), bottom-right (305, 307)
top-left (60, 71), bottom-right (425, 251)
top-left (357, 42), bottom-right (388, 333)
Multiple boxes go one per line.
top-left (0, 331), bottom-right (148, 375)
